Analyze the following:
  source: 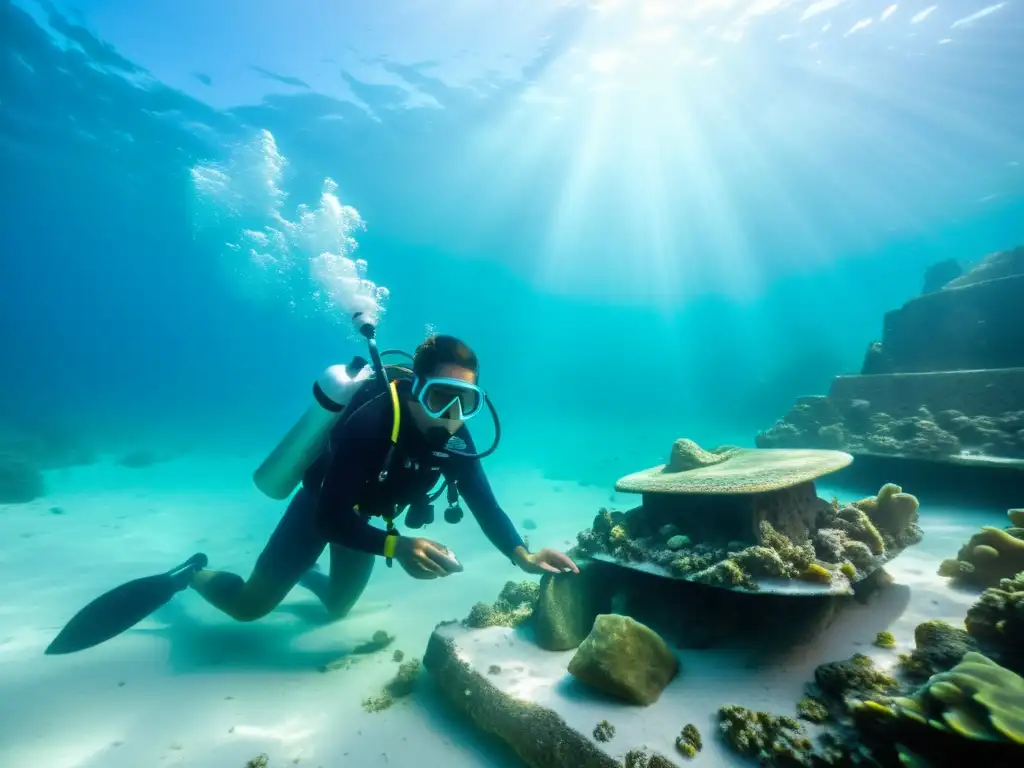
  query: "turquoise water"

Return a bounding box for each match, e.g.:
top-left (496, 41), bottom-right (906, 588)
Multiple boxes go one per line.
top-left (1, 2), bottom-right (1023, 767)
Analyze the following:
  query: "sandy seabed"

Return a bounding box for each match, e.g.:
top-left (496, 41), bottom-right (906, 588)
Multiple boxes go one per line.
top-left (0, 452), bottom-right (1008, 768)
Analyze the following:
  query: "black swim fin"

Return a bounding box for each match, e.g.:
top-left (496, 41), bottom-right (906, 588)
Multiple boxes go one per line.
top-left (45, 553), bottom-right (208, 655)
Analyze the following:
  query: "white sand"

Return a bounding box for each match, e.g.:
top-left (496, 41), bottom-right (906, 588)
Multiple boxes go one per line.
top-left (0, 458), bottom-right (1008, 768)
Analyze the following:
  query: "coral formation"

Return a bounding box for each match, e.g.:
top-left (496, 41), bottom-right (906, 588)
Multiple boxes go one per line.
top-left (758, 399), bottom-right (1024, 461)
top-left (898, 621), bottom-right (978, 681)
top-left (796, 696), bottom-right (829, 723)
top-left (567, 614), bottom-right (678, 706)
top-left (814, 653), bottom-right (898, 704)
top-left (592, 720), bottom-right (615, 742)
top-left (623, 749), bottom-right (675, 768)
top-left (362, 659), bottom-right (421, 713)
top-left (965, 571), bottom-right (1024, 675)
top-left (674, 723), bottom-right (702, 758)
top-left (718, 705), bottom-right (813, 765)
top-left (392, 649), bottom-right (405, 662)
top-left (572, 482), bottom-right (920, 595)
top-left (939, 511), bottom-right (1024, 587)
top-left (244, 755), bottom-right (269, 768)
top-left (464, 580), bottom-right (540, 629)
top-left (850, 652), bottom-right (1024, 765)
top-left (874, 631), bottom-right (895, 649)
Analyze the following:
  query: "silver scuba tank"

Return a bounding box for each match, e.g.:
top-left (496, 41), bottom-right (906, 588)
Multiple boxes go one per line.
top-left (253, 357), bottom-right (372, 499)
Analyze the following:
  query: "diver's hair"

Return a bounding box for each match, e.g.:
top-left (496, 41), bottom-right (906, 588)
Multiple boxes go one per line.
top-left (413, 334), bottom-right (479, 378)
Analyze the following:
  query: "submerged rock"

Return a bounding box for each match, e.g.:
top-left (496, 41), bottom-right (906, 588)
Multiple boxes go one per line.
top-left (567, 614), bottom-right (678, 706)
top-left (533, 560), bottom-right (613, 651)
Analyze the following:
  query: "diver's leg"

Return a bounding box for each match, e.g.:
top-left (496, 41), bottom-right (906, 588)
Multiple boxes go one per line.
top-left (190, 486), bottom-right (327, 622)
top-left (299, 543), bottom-right (376, 620)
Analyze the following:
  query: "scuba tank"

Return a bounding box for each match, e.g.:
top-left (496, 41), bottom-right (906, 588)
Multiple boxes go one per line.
top-left (253, 356), bottom-right (372, 500)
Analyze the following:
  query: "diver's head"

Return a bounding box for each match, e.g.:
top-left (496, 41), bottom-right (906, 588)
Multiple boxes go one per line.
top-left (407, 334), bottom-right (484, 441)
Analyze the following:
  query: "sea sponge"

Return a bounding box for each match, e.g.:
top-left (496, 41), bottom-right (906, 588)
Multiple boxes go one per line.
top-left (718, 705), bottom-right (813, 763)
top-left (939, 525), bottom-right (1024, 587)
top-left (899, 620), bottom-right (979, 680)
top-left (463, 580), bottom-right (540, 628)
top-left (1010, 509), bottom-right (1024, 527)
top-left (850, 652), bottom-right (1024, 764)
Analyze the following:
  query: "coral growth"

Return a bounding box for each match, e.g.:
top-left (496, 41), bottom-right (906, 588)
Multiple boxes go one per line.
top-left (362, 659), bottom-right (421, 712)
top-left (718, 705), bottom-right (814, 765)
top-left (850, 652), bottom-right (1024, 765)
top-left (674, 723), bottom-right (702, 758)
top-left (939, 511), bottom-right (1024, 587)
top-left (592, 719), bottom-right (615, 742)
top-left (757, 397), bottom-right (1024, 461)
top-left (898, 620), bottom-right (979, 681)
top-left (463, 580), bottom-right (540, 629)
top-left (796, 696), bottom-right (829, 723)
top-left (874, 631), bottom-right (895, 649)
top-left (965, 571), bottom-right (1024, 675)
top-left (814, 653), bottom-right (898, 704)
top-left (623, 749), bottom-right (675, 768)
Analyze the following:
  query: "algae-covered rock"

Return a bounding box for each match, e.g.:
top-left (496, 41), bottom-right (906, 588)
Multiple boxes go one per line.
top-left (815, 653), bottom-right (898, 703)
top-left (362, 659), bottom-right (422, 712)
top-left (464, 580), bottom-right (540, 629)
top-left (718, 705), bottom-right (813, 764)
top-left (965, 571), bottom-right (1024, 674)
top-left (533, 561), bottom-right (614, 651)
top-left (899, 620), bottom-right (978, 680)
top-left (796, 696), bottom-right (830, 723)
top-left (567, 614), bottom-right (678, 705)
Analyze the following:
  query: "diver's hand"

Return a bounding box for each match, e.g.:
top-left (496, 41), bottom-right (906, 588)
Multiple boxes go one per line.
top-left (513, 546), bottom-right (580, 575)
top-left (394, 536), bottom-right (463, 580)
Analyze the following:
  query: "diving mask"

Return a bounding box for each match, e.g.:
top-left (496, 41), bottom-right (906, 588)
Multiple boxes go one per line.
top-left (411, 376), bottom-right (485, 420)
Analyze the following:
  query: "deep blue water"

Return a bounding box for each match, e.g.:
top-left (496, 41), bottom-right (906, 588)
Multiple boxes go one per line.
top-left (1, 0), bottom-right (1023, 482)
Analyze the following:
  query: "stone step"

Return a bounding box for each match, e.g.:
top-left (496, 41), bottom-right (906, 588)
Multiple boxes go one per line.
top-left (870, 274), bottom-right (1024, 373)
top-left (828, 367), bottom-right (1024, 419)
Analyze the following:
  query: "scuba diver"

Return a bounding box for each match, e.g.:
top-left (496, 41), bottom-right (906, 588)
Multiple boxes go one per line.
top-left (45, 320), bottom-right (578, 655)
top-left (189, 332), bottom-right (579, 622)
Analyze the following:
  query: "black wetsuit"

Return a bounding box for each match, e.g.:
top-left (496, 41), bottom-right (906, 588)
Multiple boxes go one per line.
top-left (253, 379), bottom-right (524, 585)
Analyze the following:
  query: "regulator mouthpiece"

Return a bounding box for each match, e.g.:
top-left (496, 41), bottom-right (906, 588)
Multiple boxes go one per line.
top-left (352, 311), bottom-right (377, 340)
